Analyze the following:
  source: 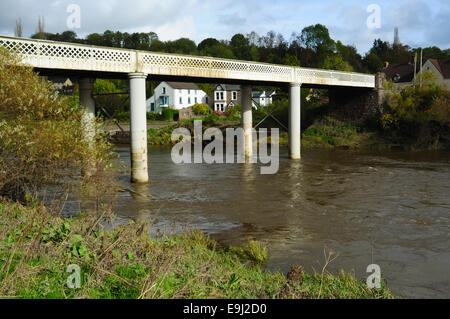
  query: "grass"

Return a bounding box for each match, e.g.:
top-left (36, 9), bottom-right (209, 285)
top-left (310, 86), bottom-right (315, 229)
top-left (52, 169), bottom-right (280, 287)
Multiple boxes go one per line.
top-left (301, 116), bottom-right (386, 150)
top-left (0, 200), bottom-right (396, 299)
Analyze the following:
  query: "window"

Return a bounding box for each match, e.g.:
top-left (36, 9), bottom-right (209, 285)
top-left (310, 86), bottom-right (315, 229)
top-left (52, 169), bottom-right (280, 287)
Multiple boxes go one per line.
top-left (179, 97), bottom-right (183, 104)
top-left (232, 91), bottom-right (237, 100)
top-left (188, 97), bottom-right (191, 104)
top-left (215, 91), bottom-right (224, 100)
top-left (188, 89), bottom-right (190, 95)
top-left (194, 97), bottom-right (198, 103)
top-left (162, 87), bottom-right (166, 94)
top-left (150, 103), bottom-right (155, 111)
top-left (159, 96), bottom-right (168, 105)
top-left (205, 97), bottom-right (208, 104)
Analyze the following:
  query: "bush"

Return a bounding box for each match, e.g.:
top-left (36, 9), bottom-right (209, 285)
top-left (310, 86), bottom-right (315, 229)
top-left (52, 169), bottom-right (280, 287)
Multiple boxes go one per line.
top-left (0, 48), bottom-right (117, 205)
top-left (146, 112), bottom-right (160, 121)
top-left (161, 107), bottom-right (179, 121)
top-left (192, 103), bottom-right (212, 115)
top-left (115, 111), bottom-right (130, 122)
top-left (224, 105), bottom-right (241, 120)
top-left (383, 72), bottom-right (448, 127)
top-left (213, 110), bottom-right (223, 116)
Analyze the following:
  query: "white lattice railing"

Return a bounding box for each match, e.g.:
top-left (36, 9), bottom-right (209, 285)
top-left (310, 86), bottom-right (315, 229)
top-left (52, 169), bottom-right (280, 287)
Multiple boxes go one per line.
top-left (0, 35), bottom-right (375, 88)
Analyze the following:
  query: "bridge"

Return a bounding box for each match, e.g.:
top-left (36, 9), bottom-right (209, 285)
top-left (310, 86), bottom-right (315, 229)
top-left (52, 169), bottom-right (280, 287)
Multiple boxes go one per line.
top-left (0, 35), bottom-right (382, 183)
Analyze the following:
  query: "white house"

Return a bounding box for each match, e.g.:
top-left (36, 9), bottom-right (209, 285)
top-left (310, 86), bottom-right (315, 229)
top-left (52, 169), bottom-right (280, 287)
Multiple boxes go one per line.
top-left (252, 91), bottom-right (276, 107)
top-left (212, 84), bottom-right (277, 111)
top-left (421, 58), bottom-right (450, 90)
top-left (147, 81), bottom-right (210, 113)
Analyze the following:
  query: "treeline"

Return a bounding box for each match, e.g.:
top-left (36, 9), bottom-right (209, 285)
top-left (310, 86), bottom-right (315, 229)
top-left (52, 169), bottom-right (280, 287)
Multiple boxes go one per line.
top-left (30, 24), bottom-right (450, 73)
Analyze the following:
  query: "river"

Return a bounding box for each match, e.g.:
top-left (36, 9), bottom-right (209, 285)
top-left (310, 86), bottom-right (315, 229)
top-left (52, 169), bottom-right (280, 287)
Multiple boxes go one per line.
top-left (108, 145), bottom-right (449, 298)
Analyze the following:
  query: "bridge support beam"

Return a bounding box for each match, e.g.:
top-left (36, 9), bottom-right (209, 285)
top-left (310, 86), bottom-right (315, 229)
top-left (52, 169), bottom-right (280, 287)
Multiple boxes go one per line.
top-left (129, 73), bottom-right (149, 183)
top-left (79, 78), bottom-right (96, 142)
top-left (289, 83), bottom-right (301, 159)
top-left (241, 85), bottom-right (253, 159)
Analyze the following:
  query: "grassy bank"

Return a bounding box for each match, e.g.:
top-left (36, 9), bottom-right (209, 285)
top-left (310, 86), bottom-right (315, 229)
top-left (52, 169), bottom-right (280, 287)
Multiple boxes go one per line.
top-left (301, 116), bottom-right (388, 150)
top-left (0, 201), bottom-right (394, 299)
top-left (145, 117), bottom-right (387, 151)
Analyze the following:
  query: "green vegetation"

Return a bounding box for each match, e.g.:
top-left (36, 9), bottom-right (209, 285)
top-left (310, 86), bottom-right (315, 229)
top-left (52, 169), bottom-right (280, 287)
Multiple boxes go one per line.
top-left (0, 201), bottom-right (395, 299)
top-left (301, 117), bottom-right (382, 150)
top-left (161, 108), bottom-right (179, 122)
top-left (380, 72), bottom-right (450, 150)
top-left (192, 103), bottom-right (212, 116)
top-left (0, 48), bottom-right (117, 204)
top-left (148, 125), bottom-right (178, 145)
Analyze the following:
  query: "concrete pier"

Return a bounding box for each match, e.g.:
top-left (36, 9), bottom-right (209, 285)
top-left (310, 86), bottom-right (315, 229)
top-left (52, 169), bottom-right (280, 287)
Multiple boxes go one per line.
top-left (79, 78), bottom-right (96, 142)
top-left (129, 73), bottom-right (149, 183)
top-left (289, 83), bottom-right (301, 159)
top-left (241, 85), bottom-right (253, 159)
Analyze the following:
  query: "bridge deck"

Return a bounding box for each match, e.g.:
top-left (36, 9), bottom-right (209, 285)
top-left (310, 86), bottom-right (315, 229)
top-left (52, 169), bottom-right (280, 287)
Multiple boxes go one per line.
top-left (0, 35), bottom-right (374, 88)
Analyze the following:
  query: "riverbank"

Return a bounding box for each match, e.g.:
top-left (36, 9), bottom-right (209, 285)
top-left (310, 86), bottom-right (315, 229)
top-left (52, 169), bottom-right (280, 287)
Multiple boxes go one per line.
top-left (115, 115), bottom-right (447, 151)
top-left (0, 200), bottom-right (394, 299)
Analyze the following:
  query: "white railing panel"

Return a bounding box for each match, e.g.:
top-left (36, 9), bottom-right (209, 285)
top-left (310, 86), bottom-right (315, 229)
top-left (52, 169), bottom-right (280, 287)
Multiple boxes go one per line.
top-left (0, 36), bottom-right (375, 88)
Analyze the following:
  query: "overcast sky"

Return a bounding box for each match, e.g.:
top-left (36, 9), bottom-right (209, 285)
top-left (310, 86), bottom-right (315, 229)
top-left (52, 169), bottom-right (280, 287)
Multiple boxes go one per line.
top-left (0, 0), bottom-right (449, 54)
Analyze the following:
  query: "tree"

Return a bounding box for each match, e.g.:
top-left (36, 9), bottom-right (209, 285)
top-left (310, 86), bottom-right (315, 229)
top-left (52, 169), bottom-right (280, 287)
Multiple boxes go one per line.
top-left (336, 41), bottom-right (364, 72)
top-left (165, 38), bottom-right (197, 55)
top-left (282, 54), bottom-right (301, 66)
top-left (86, 33), bottom-right (104, 46)
top-left (321, 55), bottom-right (353, 71)
top-left (230, 33), bottom-right (251, 60)
top-left (300, 24), bottom-right (335, 67)
top-left (198, 38), bottom-right (220, 51)
top-left (14, 18), bottom-right (23, 37)
top-left (363, 52), bottom-right (384, 73)
top-left (36, 16), bottom-right (45, 40)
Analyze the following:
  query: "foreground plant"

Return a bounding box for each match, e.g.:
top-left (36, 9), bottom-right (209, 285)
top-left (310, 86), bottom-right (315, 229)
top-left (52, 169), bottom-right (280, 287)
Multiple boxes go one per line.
top-left (0, 48), bottom-right (118, 209)
top-left (0, 201), bottom-right (395, 299)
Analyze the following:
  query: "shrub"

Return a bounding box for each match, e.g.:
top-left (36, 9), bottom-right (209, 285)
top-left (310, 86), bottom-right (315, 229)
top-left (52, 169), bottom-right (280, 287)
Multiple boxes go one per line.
top-left (192, 103), bottom-right (212, 115)
top-left (224, 105), bottom-right (241, 120)
top-left (161, 107), bottom-right (179, 121)
top-left (0, 48), bottom-right (117, 206)
top-left (384, 72), bottom-right (448, 125)
top-left (115, 111), bottom-right (130, 122)
top-left (146, 112), bottom-right (160, 121)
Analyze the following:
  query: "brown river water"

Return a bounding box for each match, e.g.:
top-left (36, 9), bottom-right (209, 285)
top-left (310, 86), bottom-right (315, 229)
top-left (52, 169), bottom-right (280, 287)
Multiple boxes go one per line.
top-left (86, 145), bottom-right (450, 298)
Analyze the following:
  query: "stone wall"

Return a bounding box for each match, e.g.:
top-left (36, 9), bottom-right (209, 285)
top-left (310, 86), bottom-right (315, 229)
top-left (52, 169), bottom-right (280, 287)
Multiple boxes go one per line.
top-left (178, 106), bottom-right (207, 121)
top-left (328, 73), bottom-right (386, 126)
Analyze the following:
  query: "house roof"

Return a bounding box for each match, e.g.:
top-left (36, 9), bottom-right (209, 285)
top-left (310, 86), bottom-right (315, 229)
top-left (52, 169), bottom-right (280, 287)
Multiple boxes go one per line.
top-left (428, 58), bottom-right (450, 79)
top-left (165, 82), bottom-right (201, 90)
top-left (214, 84), bottom-right (241, 91)
top-left (382, 63), bottom-right (416, 83)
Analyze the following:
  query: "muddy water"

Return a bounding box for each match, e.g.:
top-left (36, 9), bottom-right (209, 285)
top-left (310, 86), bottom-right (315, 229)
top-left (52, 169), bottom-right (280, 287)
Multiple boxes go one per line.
top-left (111, 145), bottom-right (449, 298)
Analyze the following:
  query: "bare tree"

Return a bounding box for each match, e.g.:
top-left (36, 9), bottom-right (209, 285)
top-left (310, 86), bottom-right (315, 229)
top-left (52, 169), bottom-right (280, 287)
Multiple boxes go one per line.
top-left (14, 18), bottom-right (23, 37)
top-left (36, 16), bottom-right (45, 39)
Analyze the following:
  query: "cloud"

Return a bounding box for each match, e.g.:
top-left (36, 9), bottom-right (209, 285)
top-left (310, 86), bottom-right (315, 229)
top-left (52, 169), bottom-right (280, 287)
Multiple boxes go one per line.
top-left (0, 0), bottom-right (448, 54)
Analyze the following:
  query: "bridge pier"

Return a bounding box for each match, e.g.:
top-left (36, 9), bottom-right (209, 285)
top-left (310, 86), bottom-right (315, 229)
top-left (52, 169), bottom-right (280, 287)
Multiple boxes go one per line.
top-left (241, 85), bottom-right (253, 159)
top-left (79, 78), bottom-right (96, 142)
top-left (129, 73), bottom-right (149, 183)
top-left (289, 83), bottom-right (301, 159)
